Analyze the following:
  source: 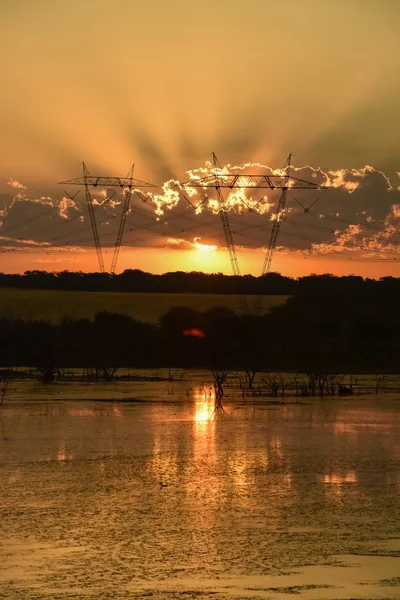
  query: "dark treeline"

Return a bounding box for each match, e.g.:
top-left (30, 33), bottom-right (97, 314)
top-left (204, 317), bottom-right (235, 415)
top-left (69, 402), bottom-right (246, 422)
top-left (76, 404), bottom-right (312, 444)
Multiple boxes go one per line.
top-left (1, 269), bottom-right (400, 295)
top-left (0, 282), bottom-right (399, 378)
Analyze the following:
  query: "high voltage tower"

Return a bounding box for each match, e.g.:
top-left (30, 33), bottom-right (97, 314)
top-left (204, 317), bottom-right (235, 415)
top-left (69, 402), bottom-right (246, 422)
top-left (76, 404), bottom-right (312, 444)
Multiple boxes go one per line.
top-left (211, 152), bottom-right (248, 313)
top-left (59, 164), bottom-right (157, 274)
top-left (59, 157), bottom-right (324, 298)
top-left (253, 153), bottom-right (293, 313)
top-left (260, 153), bottom-right (292, 277)
top-left (184, 154), bottom-right (326, 313)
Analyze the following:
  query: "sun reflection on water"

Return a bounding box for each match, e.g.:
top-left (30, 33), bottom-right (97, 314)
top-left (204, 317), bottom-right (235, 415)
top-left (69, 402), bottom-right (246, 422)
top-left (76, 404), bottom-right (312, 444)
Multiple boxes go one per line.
top-left (69, 408), bottom-right (95, 417)
top-left (57, 440), bottom-right (72, 462)
top-left (323, 471), bottom-right (357, 484)
top-left (193, 386), bottom-right (215, 426)
top-left (321, 471), bottom-right (357, 499)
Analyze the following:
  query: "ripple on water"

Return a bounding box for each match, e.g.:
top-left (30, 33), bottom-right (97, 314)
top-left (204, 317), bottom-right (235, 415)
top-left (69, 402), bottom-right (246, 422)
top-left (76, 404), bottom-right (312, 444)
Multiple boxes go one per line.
top-left (1, 388), bottom-right (400, 599)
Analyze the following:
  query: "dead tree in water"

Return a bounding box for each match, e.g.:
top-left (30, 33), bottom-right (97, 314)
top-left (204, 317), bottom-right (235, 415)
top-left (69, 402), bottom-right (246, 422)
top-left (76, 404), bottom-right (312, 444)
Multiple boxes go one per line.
top-left (233, 371), bottom-right (260, 398)
top-left (244, 369), bottom-right (258, 391)
top-left (317, 373), bottom-right (329, 397)
top-left (261, 373), bottom-right (289, 397)
top-left (262, 374), bottom-right (280, 397)
top-left (82, 367), bottom-right (96, 382)
top-left (210, 369), bottom-right (230, 409)
top-left (373, 374), bottom-right (385, 395)
top-left (305, 372), bottom-right (318, 396)
top-left (167, 368), bottom-right (186, 382)
top-left (0, 380), bottom-right (8, 406)
top-left (338, 375), bottom-right (354, 396)
top-left (98, 366), bottom-right (117, 382)
top-left (305, 372), bottom-right (330, 396)
top-left (234, 373), bottom-right (253, 399)
top-left (36, 365), bottom-right (63, 384)
top-left (82, 366), bottom-right (117, 382)
top-left (304, 372), bottom-right (346, 397)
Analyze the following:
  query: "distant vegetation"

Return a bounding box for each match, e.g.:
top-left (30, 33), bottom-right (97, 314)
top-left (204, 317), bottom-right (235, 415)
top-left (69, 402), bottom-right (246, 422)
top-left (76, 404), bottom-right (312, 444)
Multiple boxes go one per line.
top-left (0, 269), bottom-right (294, 293)
top-left (0, 289), bottom-right (288, 323)
top-left (0, 276), bottom-right (399, 384)
top-left (1, 270), bottom-right (400, 324)
top-left (1, 269), bottom-right (400, 295)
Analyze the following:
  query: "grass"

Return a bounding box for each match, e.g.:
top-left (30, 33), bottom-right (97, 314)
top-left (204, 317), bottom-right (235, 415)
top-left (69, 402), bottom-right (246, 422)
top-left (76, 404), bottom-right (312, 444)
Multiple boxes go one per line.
top-left (0, 288), bottom-right (289, 323)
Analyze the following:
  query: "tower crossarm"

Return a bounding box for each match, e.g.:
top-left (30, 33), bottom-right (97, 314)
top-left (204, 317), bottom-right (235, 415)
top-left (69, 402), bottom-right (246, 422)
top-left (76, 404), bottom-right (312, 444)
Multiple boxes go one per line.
top-left (59, 176), bottom-right (157, 187)
top-left (183, 174), bottom-right (325, 190)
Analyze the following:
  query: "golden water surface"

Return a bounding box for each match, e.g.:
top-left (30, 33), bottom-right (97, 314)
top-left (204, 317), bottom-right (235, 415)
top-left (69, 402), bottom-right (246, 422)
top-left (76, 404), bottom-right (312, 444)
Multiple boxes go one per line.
top-left (0, 381), bottom-right (400, 599)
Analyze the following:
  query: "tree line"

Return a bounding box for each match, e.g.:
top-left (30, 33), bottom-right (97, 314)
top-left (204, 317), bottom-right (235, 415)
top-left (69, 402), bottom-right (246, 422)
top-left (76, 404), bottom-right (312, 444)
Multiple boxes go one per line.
top-left (0, 282), bottom-right (399, 380)
top-left (1, 269), bottom-right (400, 295)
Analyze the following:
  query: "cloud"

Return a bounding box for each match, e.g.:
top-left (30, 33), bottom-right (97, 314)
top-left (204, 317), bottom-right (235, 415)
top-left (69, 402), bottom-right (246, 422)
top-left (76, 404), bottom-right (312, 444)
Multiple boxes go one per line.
top-left (0, 235), bottom-right (50, 247)
top-left (1, 159), bottom-right (400, 265)
top-left (161, 237), bottom-right (194, 250)
top-left (7, 178), bottom-right (27, 190)
top-left (311, 224), bottom-right (362, 255)
top-left (58, 196), bottom-right (81, 219)
top-left (137, 180), bottom-right (182, 217)
top-left (136, 160), bottom-right (394, 219)
top-left (33, 258), bottom-right (79, 264)
top-left (323, 165), bottom-right (392, 193)
top-left (389, 204), bottom-right (400, 219)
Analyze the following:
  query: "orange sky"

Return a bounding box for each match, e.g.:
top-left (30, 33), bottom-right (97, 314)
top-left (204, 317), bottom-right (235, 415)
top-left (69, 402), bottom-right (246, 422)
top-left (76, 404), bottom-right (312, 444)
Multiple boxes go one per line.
top-left (2, 246), bottom-right (399, 280)
top-left (1, 0), bottom-right (400, 278)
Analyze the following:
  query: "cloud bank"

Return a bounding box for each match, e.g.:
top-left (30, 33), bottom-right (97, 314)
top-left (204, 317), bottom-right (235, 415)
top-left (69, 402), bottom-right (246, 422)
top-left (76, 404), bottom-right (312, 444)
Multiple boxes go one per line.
top-left (1, 161), bottom-right (400, 266)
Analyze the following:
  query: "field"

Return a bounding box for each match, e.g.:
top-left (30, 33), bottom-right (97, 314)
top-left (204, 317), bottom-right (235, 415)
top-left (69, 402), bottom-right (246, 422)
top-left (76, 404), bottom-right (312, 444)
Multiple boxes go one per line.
top-left (0, 288), bottom-right (289, 323)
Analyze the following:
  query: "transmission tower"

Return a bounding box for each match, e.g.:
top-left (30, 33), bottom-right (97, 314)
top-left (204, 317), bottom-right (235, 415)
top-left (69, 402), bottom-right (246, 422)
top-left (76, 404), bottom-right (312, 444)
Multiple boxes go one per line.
top-left (110, 164), bottom-right (134, 275)
top-left (82, 162), bottom-right (105, 273)
top-left (183, 155), bottom-right (325, 313)
top-left (260, 153), bottom-right (292, 276)
top-left (253, 154), bottom-right (292, 313)
top-left (211, 153), bottom-right (248, 313)
top-left (59, 165), bottom-right (157, 273)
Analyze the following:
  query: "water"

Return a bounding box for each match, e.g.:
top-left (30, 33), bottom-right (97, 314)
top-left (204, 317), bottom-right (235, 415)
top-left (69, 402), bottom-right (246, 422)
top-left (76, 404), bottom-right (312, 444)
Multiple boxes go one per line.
top-left (1, 380), bottom-right (400, 599)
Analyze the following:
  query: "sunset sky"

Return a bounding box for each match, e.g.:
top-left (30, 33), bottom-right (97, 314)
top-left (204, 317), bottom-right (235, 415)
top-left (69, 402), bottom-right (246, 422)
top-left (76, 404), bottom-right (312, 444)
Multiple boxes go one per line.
top-left (1, 0), bottom-right (400, 277)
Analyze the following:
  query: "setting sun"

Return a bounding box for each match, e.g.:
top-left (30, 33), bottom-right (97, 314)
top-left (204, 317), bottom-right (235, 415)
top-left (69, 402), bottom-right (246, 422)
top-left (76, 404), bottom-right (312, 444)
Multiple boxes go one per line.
top-left (194, 238), bottom-right (217, 252)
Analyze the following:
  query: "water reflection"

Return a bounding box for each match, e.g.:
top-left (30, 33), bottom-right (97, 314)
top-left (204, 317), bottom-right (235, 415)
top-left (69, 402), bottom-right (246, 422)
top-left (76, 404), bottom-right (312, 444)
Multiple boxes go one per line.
top-left (193, 386), bottom-right (215, 425)
top-left (150, 434), bottom-right (179, 482)
top-left (57, 440), bottom-right (72, 462)
top-left (8, 468), bottom-right (21, 484)
top-left (192, 386), bottom-right (217, 474)
top-left (2, 391), bottom-right (400, 593)
top-left (69, 408), bottom-right (96, 417)
top-left (333, 422), bottom-right (359, 437)
top-left (323, 471), bottom-right (357, 484)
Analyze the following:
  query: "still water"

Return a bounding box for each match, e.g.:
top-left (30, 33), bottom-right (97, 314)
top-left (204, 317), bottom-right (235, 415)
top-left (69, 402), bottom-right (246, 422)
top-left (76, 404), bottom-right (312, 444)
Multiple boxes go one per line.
top-left (0, 380), bottom-right (400, 599)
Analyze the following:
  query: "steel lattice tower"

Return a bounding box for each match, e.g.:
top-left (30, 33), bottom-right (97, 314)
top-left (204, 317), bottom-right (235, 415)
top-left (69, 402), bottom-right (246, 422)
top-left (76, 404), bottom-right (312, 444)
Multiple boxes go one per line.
top-left (60, 165), bottom-right (157, 274)
top-left (183, 155), bottom-right (326, 313)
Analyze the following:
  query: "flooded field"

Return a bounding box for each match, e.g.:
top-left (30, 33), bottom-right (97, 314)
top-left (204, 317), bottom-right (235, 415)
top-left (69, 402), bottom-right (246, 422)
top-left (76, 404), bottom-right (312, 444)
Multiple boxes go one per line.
top-left (0, 378), bottom-right (400, 599)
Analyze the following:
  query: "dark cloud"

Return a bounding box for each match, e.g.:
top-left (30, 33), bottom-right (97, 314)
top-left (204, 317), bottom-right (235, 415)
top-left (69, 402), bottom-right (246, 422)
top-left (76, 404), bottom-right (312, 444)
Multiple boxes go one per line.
top-left (1, 164), bottom-right (399, 265)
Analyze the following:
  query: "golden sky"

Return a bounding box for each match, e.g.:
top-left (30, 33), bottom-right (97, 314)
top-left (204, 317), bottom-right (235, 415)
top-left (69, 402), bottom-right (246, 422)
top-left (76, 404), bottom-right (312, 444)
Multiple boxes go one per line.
top-left (1, 0), bottom-right (400, 276)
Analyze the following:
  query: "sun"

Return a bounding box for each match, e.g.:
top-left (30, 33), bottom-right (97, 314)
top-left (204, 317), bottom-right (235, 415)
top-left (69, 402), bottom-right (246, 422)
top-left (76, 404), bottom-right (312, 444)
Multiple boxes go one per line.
top-left (193, 237), bottom-right (217, 252)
